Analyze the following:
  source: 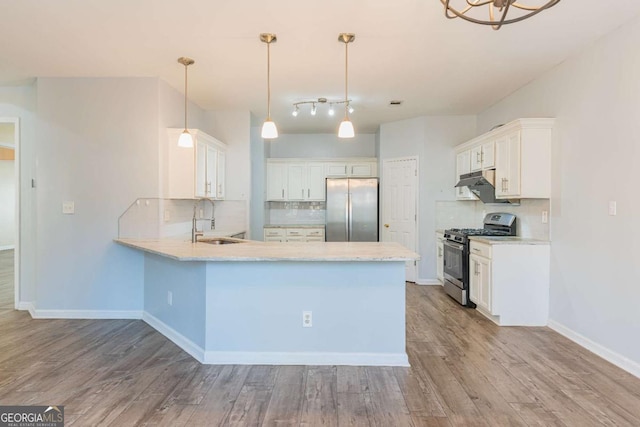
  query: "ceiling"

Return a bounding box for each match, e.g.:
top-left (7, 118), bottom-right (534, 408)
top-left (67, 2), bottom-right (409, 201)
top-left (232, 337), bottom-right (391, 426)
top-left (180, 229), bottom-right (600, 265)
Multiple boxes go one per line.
top-left (2, 1), bottom-right (640, 134)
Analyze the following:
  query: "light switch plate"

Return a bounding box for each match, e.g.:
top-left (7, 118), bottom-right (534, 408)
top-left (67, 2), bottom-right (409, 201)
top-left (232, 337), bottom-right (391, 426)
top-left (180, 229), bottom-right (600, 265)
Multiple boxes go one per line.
top-left (609, 201), bottom-right (617, 216)
top-left (541, 211), bottom-right (548, 224)
top-left (62, 201), bottom-right (75, 214)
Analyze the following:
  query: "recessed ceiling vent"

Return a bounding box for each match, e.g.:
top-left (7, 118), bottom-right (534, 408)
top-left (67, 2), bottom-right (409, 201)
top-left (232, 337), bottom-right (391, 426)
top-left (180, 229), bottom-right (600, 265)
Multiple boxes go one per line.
top-left (389, 100), bottom-right (403, 106)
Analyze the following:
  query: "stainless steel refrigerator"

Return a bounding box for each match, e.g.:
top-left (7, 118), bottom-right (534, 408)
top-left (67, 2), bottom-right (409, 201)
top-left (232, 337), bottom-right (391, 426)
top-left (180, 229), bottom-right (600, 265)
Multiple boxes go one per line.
top-left (325, 178), bottom-right (379, 242)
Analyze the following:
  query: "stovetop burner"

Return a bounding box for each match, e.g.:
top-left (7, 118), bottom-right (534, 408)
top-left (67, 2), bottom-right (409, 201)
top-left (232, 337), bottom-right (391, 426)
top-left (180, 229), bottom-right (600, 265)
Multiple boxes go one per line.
top-left (446, 228), bottom-right (512, 237)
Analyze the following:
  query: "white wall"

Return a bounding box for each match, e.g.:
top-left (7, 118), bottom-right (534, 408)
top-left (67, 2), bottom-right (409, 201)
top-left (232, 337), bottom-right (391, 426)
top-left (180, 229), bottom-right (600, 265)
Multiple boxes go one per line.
top-left (477, 16), bottom-right (640, 370)
top-left (0, 85), bottom-right (37, 303)
top-left (0, 158), bottom-right (15, 248)
top-left (268, 133), bottom-right (376, 158)
top-left (33, 77), bottom-right (165, 312)
top-left (379, 116), bottom-right (477, 283)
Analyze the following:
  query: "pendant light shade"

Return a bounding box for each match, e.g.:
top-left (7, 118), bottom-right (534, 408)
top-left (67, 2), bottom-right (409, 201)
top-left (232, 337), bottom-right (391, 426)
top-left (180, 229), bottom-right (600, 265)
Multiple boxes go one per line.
top-left (338, 33), bottom-right (355, 139)
top-left (177, 57), bottom-right (195, 147)
top-left (338, 119), bottom-right (355, 138)
top-left (260, 33), bottom-right (278, 140)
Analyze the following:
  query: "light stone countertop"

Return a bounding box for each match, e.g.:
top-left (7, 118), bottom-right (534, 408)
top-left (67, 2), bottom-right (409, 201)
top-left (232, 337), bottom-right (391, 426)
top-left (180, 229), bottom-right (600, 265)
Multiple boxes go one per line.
top-left (201, 230), bottom-right (246, 238)
top-left (263, 224), bottom-right (326, 229)
top-left (468, 236), bottom-right (550, 245)
top-left (115, 238), bottom-right (420, 262)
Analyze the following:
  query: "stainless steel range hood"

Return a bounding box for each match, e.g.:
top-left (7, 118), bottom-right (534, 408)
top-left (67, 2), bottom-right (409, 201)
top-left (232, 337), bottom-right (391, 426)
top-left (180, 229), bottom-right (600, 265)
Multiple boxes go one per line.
top-left (455, 170), bottom-right (513, 204)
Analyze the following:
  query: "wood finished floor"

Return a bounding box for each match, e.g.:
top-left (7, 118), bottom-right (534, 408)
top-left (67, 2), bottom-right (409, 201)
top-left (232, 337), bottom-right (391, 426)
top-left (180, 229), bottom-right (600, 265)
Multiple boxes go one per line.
top-left (1, 263), bottom-right (639, 426)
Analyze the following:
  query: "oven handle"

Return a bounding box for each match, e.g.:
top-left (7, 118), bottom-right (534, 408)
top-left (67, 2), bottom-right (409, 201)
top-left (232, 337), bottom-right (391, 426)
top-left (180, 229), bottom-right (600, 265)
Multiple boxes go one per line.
top-left (444, 240), bottom-right (465, 251)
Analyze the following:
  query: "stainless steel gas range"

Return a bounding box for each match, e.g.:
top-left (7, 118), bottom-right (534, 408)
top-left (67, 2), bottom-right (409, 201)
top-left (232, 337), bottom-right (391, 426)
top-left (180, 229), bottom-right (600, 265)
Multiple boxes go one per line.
top-left (443, 213), bottom-right (517, 307)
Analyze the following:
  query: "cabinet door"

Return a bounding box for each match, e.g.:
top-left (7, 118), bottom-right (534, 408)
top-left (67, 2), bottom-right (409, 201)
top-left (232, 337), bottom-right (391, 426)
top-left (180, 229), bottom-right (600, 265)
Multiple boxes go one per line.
top-left (195, 141), bottom-right (207, 198)
top-left (326, 162), bottom-right (348, 177)
top-left (206, 145), bottom-right (218, 198)
top-left (481, 141), bottom-right (495, 169)
top-left (287, 163), bottom-right (306, 201)
top-left (455, 151), bottom-right (476, 200)
top-left (495, 132), bottom-right (521, 198)
top-left (306, 163), bottom-right (326, 200)
top-left (436, 240), bottom-right (444, 282)
top-left (266, 163), bottom-right (287, 200)
top-left (216, 149), bottom-right (226, 199)
top-left (470, 146), bottom-right (483, 172)
top-left (478, 256), bottom-right (492, 313)
top-left (469, 255), bottom-right (480, 304)
top-left (349, 162), bottom-right (374, 177)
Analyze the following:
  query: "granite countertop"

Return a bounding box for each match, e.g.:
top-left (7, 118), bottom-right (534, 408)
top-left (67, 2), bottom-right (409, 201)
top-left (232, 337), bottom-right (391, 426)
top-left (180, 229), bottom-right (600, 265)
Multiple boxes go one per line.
top-left (468, 236), bottom-right (550, 245)
top-left (115, 238), bottom-right (420, 262)
top-left (264, 224), bottom-right (326, 229)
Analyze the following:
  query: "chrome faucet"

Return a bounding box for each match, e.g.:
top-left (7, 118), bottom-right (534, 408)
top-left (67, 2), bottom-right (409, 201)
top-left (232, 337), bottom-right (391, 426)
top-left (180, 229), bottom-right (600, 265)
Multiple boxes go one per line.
top-left (191, 198), bottom-right (216, 243)
top-left (192, 203), bottom-right (204, 243)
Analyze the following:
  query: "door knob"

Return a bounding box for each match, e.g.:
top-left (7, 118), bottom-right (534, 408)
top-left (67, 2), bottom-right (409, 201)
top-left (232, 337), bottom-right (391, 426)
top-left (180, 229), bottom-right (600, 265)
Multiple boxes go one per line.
top-left (384, 224), bottom-right (390, 228)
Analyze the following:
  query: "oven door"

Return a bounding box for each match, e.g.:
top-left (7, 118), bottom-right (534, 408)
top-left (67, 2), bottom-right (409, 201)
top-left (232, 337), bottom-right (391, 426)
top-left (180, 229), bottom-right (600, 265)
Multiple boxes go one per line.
top-left (443, 240), bottom-right (466, 289)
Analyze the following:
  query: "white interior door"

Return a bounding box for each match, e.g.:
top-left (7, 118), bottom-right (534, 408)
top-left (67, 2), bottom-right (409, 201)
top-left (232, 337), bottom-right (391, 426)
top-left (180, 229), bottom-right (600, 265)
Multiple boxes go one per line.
top-left (382, 158), bottom-right (418, 282)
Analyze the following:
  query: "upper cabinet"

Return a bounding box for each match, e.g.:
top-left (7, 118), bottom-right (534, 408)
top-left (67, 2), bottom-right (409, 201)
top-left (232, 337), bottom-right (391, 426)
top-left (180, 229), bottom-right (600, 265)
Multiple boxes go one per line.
top-left (166, 128), bottom-right (227, 199)
top-left (456, 150), bottom-right (477, 201)
top-left (455, 119), bottom-right (554, 200)
top-left (266, 158), bottom-right (377, 202)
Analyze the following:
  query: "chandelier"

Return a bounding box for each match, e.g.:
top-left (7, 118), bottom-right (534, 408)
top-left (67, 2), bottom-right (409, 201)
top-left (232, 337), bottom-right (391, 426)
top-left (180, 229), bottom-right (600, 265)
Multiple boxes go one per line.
top-left (440, 0), bottom-right (561, 30)
top-left (291, 98), bottom-right (353, 117)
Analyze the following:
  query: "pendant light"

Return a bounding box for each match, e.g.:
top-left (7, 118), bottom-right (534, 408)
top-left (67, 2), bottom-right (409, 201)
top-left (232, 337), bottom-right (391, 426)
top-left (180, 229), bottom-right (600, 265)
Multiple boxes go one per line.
top-left (338, 33), bottom-right (355, 139)
top-left (260, 33), bottom-right (278, 139)
top-left (177, 57), bottom-right (195, 147)
top-left (440, 0), bottom-right (561, 31)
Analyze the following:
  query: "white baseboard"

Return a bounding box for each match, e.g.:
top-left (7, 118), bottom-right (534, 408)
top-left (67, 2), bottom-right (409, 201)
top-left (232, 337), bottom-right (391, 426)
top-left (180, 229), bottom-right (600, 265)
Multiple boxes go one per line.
top-left (142, 312), bottom-right (408, 367)
top-left (142, 311), bottom-right (205, 363)
top-left (29, 309), bottom-right (143, 320)
top-left (203, 351), bottom-right (409, 367)
top-left (0, 245), bottom-right (15, 251)
top-left (17, 301), bottom-right (36, 317)
top-left (416, 278), bottom-right (442, 286)
top-left (548, 319), bottom-right (640, 379)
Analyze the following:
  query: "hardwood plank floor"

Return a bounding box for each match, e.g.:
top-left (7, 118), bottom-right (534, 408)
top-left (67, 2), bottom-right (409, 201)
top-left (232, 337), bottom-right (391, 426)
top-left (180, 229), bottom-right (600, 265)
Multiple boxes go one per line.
top-left (0, 281), bottom-right (639, 426)
top-left (0, 249), bottom-right (13, 310)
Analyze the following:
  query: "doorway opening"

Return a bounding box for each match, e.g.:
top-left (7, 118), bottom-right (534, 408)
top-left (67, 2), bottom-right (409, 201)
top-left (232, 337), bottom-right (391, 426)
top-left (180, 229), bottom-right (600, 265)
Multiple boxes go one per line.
top-left (0, 118), bottom-right (19, 311)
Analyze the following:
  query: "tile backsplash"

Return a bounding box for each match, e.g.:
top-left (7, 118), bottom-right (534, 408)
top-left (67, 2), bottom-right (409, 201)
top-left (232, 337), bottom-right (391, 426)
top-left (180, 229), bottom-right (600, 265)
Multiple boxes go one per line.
top-left (266, 201), bottom-right (326, 225)
top-left (118, 198), bottom-right (247, 239)
top-left (435, 199), bottom-right (550, 239)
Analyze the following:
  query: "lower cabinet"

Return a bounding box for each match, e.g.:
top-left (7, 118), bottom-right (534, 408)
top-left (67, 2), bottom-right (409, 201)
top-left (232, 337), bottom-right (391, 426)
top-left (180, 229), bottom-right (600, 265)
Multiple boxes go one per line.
top-left (468, 239), bottom-right (550, 326)
top-left (264, 227), bottom-right (325, 242)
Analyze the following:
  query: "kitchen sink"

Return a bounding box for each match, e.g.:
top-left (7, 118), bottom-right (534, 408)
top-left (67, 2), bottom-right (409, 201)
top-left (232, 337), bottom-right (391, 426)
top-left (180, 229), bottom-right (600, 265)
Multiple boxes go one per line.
top-left (198, 237), bottom-right (246, 245)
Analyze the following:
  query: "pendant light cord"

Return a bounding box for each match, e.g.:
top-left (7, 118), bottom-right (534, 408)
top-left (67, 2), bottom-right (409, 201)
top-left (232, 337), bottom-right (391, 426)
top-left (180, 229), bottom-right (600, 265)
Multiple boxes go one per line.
top-left (184, 63), bottom-right (188, 131)
top-left (344, 41), bottom-right (349, 120)
top-left (267, 41), bottom-right (272, 121)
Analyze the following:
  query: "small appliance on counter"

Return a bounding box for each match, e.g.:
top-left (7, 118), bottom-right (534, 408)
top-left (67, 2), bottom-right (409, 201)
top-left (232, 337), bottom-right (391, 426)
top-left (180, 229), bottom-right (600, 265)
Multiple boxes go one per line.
top-left (325, 178), bottom-right (378, 242)
top-left (443, 213), bottom-right (517, 307)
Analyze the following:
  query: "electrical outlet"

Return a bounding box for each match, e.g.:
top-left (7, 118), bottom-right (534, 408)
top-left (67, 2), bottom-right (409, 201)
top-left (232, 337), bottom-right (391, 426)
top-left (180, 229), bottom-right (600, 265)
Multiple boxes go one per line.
top-left (541, 211), bottom-right (548, 224)
top-left (609, 201), bottom-right (617, 216)
top-left (164, 210), bottom-right (171, 221)
top-left (302, 311), bottom-right (312, 328)
top-left (199, 208), bottom-right (204, 218)
top-left (167, 291), bottom-right (173, 306)
top-left (62, 201), bottom-right (75, 214)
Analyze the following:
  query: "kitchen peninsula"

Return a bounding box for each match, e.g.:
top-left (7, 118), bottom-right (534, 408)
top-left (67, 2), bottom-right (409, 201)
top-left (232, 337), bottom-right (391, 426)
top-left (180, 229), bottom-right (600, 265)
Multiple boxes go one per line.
top-left (115, 238), bottom-right (419, 366)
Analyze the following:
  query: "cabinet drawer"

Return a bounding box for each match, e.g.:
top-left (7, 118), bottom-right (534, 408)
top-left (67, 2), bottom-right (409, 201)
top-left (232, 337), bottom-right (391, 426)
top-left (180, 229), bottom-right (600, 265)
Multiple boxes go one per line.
top-left (286, 228), bottom-right (306, 237)
top-left (285, 237), bottom-right (306, 242)
top-left (470, 241), bottom-right (492, 258)
top-left (305, 228), bottom-right (325, 238)
top-left (306, 237), bottom-right (325, 242)
top-left (264, 228), bottom-right (286, 238)
top-left (264, 237), bottom-right (284, 242)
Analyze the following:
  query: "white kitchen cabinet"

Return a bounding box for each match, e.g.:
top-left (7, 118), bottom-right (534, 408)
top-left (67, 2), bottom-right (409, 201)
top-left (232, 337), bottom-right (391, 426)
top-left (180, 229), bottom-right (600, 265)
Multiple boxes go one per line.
top-left (495, 132), bottom-right (521, 198)
top-left (166, 128), bottom-right (227, 200)
top-left (436, 232), bottom-right (444, 283)
top-left (468, 239), bottom-right (550, 326)
top-left (306, 163), bottom-right (326, 201)
top-left (455, 150), bottom-right (477, 200)
top-left (470, 141), bottom-right (495, 172)
top-left (470, 252), bottom-right (492, 313)
top-left (264, 227), bottom-right (325, 242)
top-left (286, 163), bottom-right (307, 201)
top-left (266, 163), bottom-right (288, 201)
top-left (325, 160), bottom-right (377, 177)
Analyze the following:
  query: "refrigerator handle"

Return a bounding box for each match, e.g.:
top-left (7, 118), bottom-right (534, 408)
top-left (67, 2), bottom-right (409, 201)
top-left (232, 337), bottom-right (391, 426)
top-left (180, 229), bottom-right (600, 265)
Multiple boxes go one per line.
top-left (345, 194), bottom-right (349, 240)
top-left (348, 192), bottom-right (353, 241)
